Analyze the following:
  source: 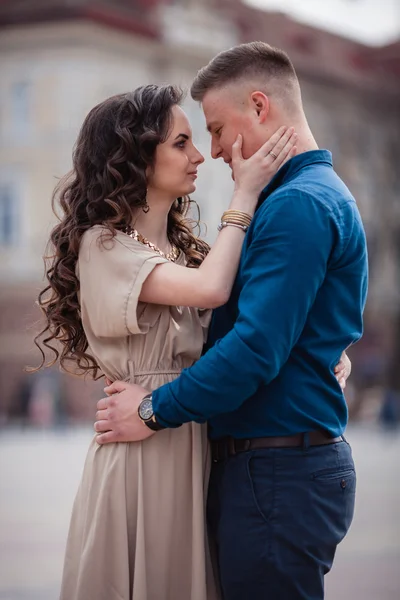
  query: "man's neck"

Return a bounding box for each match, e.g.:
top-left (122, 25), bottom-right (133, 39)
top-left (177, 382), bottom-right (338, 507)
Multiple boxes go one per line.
top-left (290, 122), bottom-right (319, 155)
top-left (267, 113), bottom-right (318, 156)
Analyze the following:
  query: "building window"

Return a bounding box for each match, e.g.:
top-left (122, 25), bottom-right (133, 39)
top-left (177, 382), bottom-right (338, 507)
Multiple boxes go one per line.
top-left (11, 81), bottom-right (31, 132)
top-left (0, 184), bottom-right (18, 246)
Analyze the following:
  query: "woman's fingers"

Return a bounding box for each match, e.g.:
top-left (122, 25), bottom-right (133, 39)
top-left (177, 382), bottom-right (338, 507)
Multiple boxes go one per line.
top-left (231, 126), bottom-right (297, 197)
top-left (231, 134), bottom-right (243, 166)
top-left (334, 352), bottom-right (351, 391)
top-left (335, 353), bottom-right (351, 380)
top-left (274, 138), bottom-right (297, 168)
top-left (256, 126), bottom-right (296, 158)
top-left (268, 127), bottom-right (296, 159)
top-left (267, 127), bottom-right (297, 165)
top-left (253, 126), bottom-right (297, 169)
top-left (255, 126), bottom-right (289, 157)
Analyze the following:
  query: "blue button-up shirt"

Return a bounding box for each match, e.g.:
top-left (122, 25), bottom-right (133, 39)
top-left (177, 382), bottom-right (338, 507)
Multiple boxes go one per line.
top-left (153, 150), bottom-right (368, 439)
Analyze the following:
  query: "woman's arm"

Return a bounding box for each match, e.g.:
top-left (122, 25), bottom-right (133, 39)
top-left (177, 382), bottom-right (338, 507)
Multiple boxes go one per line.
top-left (140, 127), bottom-right (297, 308)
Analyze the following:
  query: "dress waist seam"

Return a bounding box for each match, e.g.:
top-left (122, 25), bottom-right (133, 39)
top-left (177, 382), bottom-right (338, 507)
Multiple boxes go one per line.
top-left (124, 369), bottom-right (183, 380)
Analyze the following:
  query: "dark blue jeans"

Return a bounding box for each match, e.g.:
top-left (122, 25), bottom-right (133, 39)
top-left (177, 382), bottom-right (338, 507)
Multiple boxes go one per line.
top-left (207, 439), bottom-right (356, 600)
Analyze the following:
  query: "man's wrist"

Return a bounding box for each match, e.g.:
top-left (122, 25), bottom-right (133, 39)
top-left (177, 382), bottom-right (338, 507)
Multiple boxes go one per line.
top-left (137, 393), bottom-right (166, 432)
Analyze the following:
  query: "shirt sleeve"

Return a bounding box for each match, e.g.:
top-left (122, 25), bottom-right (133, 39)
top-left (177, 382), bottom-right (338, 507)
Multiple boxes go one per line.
top-left (78, 228), bottom-right (168, 338)
top-left (152, 192), bottom-right (337, 427)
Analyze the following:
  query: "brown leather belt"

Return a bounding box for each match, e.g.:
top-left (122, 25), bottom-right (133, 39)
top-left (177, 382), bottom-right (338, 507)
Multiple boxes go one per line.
top-left (211, 431), bottom-right (343, 462)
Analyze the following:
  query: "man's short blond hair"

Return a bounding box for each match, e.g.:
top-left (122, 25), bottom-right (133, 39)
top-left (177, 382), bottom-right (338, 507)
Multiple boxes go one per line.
top-left (191, 41), bottom-right (300, 106)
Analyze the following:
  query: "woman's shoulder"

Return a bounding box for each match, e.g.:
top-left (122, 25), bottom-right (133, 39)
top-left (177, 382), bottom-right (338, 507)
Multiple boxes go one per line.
top-left (79, 225), bottom-right (170, 267)
top-left (80, 224), bottom-right (109, 248)
top-left (80, 225), bottom-right (144, 255)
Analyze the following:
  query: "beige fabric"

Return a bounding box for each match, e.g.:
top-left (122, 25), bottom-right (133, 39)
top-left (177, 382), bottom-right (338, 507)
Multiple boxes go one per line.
top-left (60, 226), bottom-right (219, 600)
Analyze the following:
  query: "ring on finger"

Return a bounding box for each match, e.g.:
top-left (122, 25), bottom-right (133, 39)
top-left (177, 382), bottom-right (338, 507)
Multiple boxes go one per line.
top-left (269, 151), bottom-right (278, 160)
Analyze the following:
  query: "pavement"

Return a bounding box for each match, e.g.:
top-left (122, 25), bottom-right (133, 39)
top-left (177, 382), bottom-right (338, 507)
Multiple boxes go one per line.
top-left (0, 425), bottom-right (399, 600)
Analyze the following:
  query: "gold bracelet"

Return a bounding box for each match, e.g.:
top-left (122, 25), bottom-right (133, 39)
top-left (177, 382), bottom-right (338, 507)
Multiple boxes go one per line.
top-left (221, 216), bottom-right (251, 226)
top-left (221, 218), bottom-right (251, 229)
top-left (222, 209), bottom-right (252, 215)
top-left (221, 210), bottom-right (252, 229)
top-left (222, 209), bottom-right (252, 222)
top-left (217, 221), bottom-right (249, 233)
top-left (221, 213), bottom-right (251, 225)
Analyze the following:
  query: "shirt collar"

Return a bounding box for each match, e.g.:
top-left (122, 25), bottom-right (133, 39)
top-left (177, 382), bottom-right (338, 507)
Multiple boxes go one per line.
top-left (257, 149), bottom-right (333, 208)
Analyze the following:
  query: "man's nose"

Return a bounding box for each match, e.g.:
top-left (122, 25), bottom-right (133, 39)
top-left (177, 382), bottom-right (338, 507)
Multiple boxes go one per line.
top-left (211, 139), bottom-right (222, 160)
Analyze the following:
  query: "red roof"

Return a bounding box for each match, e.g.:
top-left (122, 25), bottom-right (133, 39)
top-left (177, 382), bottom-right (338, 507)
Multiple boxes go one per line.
top-left (0, 0), bottom-right (163, 38)
top-left (0, 0), bottom-right (399, 93)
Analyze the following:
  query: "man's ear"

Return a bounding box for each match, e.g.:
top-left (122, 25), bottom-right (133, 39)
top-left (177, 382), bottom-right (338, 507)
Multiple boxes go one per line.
top-left (250, 91), bottom-right (269, 123)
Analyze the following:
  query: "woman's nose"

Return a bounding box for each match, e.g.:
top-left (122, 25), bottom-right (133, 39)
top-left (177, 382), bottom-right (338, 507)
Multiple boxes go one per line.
top-left (193, 148), bottom-right (205, 165)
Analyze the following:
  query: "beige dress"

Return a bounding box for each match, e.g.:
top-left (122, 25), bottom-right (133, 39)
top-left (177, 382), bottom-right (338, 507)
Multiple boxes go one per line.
top-left (60, 226), bottom-right (220, 600)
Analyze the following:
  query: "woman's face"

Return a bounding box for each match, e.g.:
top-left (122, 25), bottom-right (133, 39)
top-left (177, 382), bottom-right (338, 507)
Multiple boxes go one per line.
top-left (147, 105), bottom-right (205, 198)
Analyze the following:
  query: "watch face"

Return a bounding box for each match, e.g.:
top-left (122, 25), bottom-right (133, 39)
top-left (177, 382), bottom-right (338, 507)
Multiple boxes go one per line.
top-left (139, 398), bottom-right (153, 421)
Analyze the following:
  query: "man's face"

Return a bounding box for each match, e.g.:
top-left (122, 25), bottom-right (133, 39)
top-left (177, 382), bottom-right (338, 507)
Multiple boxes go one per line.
top-left (202, 86), bottom-right (265, 170)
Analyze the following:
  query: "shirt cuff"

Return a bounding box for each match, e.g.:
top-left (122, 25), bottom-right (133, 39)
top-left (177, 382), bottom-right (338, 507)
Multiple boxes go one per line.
top-left (152, 384), bottom-right (184, 429)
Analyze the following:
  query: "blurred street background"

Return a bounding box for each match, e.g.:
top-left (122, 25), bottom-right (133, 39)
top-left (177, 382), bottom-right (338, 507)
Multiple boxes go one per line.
top-left (0, 0), bottom-right (399, 598)
top-left (0, 425), bottom-right (399, 599)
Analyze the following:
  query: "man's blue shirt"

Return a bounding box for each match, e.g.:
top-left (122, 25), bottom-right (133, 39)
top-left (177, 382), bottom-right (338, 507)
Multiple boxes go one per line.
top-left (152, 150), bottom-right (368, 439)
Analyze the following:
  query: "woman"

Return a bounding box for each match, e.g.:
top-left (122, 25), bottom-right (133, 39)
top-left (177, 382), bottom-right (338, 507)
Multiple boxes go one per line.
top-left (34, 85), bottom-right (348, 600)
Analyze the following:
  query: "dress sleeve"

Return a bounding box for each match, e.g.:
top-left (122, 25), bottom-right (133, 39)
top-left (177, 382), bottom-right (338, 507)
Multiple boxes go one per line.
top-left (78, 228), bottom-right (168, 338)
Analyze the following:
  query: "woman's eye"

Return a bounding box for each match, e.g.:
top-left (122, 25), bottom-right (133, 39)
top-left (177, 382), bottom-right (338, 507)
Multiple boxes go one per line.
top-left (215, 128), bottom-right (222, 137)
top-left (176, 141), bottom-right (186, 148)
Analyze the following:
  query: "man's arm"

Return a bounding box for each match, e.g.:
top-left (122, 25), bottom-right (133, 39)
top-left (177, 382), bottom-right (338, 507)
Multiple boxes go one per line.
top-left (153, 192), bottom-right (336, 427)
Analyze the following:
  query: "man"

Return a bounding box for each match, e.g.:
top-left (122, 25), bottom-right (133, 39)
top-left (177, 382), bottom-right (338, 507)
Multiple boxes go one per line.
top-left (94, 42), bottom-right (368, 599)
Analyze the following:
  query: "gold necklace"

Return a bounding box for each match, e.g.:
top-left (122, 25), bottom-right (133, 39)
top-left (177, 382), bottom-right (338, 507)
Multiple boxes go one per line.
top-left (122, 225), bottom-right (180, 262)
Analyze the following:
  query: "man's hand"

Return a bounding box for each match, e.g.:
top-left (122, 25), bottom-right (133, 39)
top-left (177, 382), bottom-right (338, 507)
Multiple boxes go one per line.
top-left (334, 351), bottom-right (352, 390)
top-left (94, 381), bottom-right (155, 444)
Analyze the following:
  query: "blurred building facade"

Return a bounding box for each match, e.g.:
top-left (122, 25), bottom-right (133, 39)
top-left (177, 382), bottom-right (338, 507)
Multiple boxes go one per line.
top-left (0, 0), bottom-right (399, 421)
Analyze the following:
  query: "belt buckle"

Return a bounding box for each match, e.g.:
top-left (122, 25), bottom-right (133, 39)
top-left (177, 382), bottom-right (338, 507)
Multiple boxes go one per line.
top-left (233, 438), bottom-right (251, 454)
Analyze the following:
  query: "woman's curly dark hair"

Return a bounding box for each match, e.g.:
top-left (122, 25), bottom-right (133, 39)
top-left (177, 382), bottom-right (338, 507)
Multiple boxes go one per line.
top-left (32, 84), bottom-right (210, 378)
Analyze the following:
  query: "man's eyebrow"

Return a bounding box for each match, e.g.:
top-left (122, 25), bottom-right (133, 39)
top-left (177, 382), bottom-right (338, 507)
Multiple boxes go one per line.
top-left (174, 133), bottom-right (189, 140)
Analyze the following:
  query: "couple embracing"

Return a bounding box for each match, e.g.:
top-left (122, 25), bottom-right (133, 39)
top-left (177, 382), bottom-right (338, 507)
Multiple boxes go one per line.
top-left (37, 41), bottom-right (367, 600)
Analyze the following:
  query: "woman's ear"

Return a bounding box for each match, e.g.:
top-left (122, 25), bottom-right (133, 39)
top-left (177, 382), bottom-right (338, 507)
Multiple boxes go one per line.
top-left (250, 91), bottom-right (269, 123)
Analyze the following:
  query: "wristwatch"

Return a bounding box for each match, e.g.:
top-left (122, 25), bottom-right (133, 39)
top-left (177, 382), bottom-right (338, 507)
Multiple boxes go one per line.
top-left (138, 394), bottom-right (166, 431)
